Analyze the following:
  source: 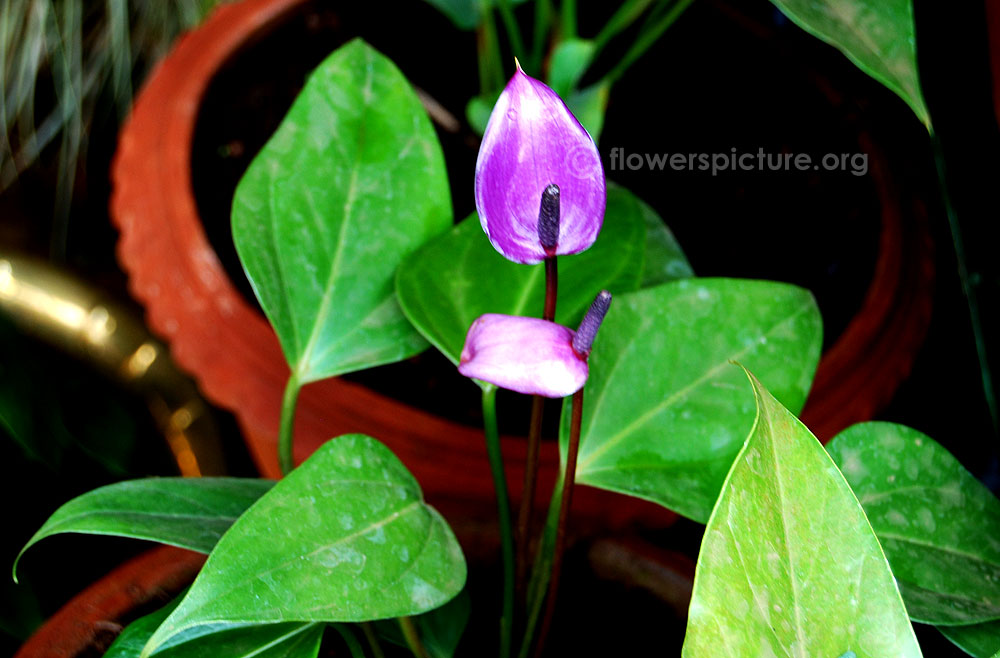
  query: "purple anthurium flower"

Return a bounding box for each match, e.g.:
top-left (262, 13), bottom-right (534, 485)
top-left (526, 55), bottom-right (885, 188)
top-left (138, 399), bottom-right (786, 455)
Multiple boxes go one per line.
top-left (459, 292), bottom-right (612, 397)
top-left (475, 62), bottom-right (606, 264)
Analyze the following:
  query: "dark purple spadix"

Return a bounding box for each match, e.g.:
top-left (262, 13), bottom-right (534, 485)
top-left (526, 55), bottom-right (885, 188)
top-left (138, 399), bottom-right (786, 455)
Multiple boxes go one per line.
top-left (538, 184), bottom-right (560, 253)
top-left (572, 291), bottom-right (612, 357)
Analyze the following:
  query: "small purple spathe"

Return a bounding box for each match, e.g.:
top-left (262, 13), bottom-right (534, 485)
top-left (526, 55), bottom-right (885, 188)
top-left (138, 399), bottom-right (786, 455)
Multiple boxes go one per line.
top-left (458, 314), bottom-right (589, 398)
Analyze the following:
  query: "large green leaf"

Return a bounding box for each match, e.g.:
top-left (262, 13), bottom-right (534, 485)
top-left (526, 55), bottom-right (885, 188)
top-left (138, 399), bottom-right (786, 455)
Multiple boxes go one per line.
top-left (682, 370), bottom-right (921, 657)
top-left (232, 39), bottom-right (452, 384)
top-left (768, 0), bottom-right (929, 126)
top-left (395, 184), bottom-right (691, 370)
top-left (565, 278), bottom-right (822, 522)
top-left (827, 422), bottom-right (1000, 625)
top-left (143, 435), bottom-right (466, 655)
top-left (938, 620), bottom-right (1000, 658)
top-left (106, 595), bottom-right (322, 658)
top-left (15, 478), bottom-right (274, 579)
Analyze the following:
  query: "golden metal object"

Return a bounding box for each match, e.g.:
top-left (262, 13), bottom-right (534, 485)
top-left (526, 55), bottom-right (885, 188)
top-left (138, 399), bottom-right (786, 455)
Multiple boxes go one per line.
top-left (0, 253), bottom-right (226, 476)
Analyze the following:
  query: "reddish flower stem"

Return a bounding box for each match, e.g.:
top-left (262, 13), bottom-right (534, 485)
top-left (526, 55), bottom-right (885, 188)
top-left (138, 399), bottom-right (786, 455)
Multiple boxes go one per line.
top-left (516, 256), bottom-right (558, 596)
top-left (533, 387), bottom-right (583, 657)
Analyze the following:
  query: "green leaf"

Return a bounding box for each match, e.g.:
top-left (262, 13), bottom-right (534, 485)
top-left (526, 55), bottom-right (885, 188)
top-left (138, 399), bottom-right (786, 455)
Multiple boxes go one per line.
top-left (232, 39), bottom-right (452, 384)
top-left (15, 478), bottom-right (274, 579)
top-left (466, 93), bottom-right (498, 136)
top-left (682, 370), bottom-right (922, 657)
top-left (566, 278), bottom-right (822, 523)
top-left (548, 39), bottom-right (596, 97)
top-left (938, 620), bottom-right (1000, 658)
top-left (106, 595), bottom-right (322, 658)
top-left (396, 183), bottom-right (690, 371)
top-left (143, 435), bottom-right (466, 655)
top-left (375, 588), bottom-right (470, 658)
top-left (827, 422), bottom-right (1000, 625)
top-left (632, 191), bottom-right (694, 287)
top-left (767, 0), bottom-right (929, 126)
top-left (566, 81), bottom-right (610, 143)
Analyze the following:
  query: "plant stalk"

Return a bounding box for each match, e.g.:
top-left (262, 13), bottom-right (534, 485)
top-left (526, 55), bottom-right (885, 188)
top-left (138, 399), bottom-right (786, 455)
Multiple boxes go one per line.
top-left (361, 622), bottom-right (387, 658)
top-left (603, 0), bottom-right (695, 85)
top-left (517, 256), bottom-right (558, 594)
top-left (277, 373), bottom-right (301, 476)
top-left (399, 616), bottom-right (430, 658)
top-left (931, 131), bottom-right (998, 441)
top-left (497, 0), bottom-right (528, 62)
top-left (333, 624), bottom-right (366, 658)
top-left (533, 388), bottom-right (584, 657)
top-left (483, 386), bottom-right (516, 658)
top-left (560, 0), bottom-right (577, 39)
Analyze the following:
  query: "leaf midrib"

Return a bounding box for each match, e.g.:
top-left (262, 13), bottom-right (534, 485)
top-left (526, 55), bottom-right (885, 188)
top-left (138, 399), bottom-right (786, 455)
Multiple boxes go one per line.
top-left (296, 51), bottom-right (374, 378)
top-left (578, 298), bottom-right (812, 472)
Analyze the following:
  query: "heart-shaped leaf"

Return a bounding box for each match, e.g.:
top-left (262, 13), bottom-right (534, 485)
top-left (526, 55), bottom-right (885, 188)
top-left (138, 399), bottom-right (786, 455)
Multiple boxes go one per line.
top-left (106, 594), bottom-right (322, 658)
top-left (767, 0), bottom-right (929, 125)
top-left (938, 620), bottom-right (1000, 658)
top-left (682, 370), bottom-right (921, 657)
top-left (827, 422), bottom-right (1000, 625)
top-left (395, 183), bottom-right (690, 371)
top-left (565, 278), bottom-right (822, 522)
top-left (143, 435), bottom-right (466, 655)
top-left (232, 39), bottom-right (452, 384)
top-left (15, 478), bottom-right (274, 579)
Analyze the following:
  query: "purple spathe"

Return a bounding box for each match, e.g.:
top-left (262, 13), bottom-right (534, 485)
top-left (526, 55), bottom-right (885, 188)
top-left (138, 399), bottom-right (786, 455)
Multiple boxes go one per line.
top-left (475, 65), bottom-right (606, 264)
top-left (458, 314), bottom-right (589, 398)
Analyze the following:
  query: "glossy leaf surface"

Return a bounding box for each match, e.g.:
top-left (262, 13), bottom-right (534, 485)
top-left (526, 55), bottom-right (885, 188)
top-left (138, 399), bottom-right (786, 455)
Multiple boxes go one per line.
top-left (15, 478), bottom-right (273, 578)
top-left (767, 0), bottom-right (929, 125)
top-left (232, 39), bottom-right (451, 383)
top-left (827, 422), bottom-right (1000, 624)
top-left (396, 184), bottom-right (690, 370)
top-left (565, 279), bottom-right (822, 522)
top-left (144, 435), bottom-right (465, 655)
top-left (682, 371), bottom-right (921, 657)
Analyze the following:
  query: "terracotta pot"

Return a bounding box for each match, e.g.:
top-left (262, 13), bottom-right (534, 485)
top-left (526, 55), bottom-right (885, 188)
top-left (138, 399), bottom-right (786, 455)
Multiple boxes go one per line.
top-left (14, 547), bottom-right (204, 658)
top-left (110, 0), bottom-right (933, 527)
top-left (16, 537), bottom-right (693, 657)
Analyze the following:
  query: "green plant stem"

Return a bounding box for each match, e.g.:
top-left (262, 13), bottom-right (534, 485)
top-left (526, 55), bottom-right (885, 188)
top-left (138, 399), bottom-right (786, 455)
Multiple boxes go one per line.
top-left (481, 6), bottom-right (506, 90)
top-left (517, 477), bottom-right (561, 658)
top-left (333, 624), bottom-right (367, 658)
top-left (530, 0), bottom-right (553, 73)
top-left (516, 256), bottom-right (558, 595)
top-left (497, 0), bottom-right (528, 61)
top-left (931, 131), bottom-right (998, 440)
top-left (483, 386), bottom-right (515, 658)
top-left (278, 373), bottom-right (302, 476)
top-left (399, 616), bottom-right (430, 658)
top-left (592, 0), bottom-right (656, 57)
top-left (532, 388), bottom-right (584, 658)
top-left (560, 0), bottom-right (576, 39)
top-left (604, 0), bottom-right (695, 84)
top-left (361, 622), bottom-right (386, 658)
